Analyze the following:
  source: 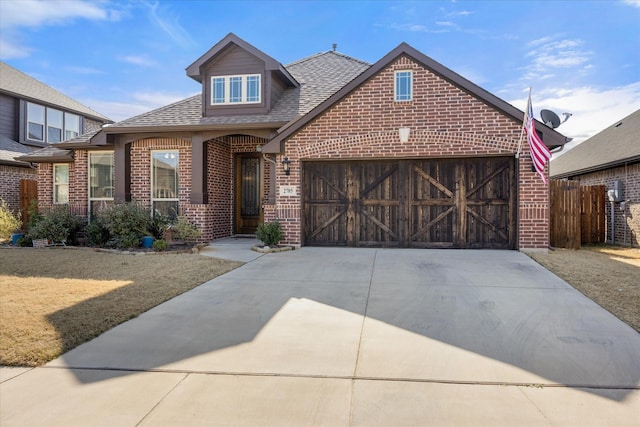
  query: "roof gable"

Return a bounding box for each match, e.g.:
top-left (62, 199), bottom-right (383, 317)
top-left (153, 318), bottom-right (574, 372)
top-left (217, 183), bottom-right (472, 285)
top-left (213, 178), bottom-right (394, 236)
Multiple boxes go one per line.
top-left (185, 33), bottom-right (298, 87)
top-left (0, 61), bottom-right (111, 123)
top-left (101, 51), bottom-right (369, 134)
top-left (550, 108), bottom-right (640, 178)
top-left (263, 42), bottom-right (566, 153)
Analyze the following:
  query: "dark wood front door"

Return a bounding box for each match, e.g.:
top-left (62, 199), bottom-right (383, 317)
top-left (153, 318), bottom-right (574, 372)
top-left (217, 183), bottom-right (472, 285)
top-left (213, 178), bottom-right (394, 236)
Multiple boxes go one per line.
top-left (235, 154), bottom-right (262, 234)
top-left (303, 158), bottom-right (515, 249)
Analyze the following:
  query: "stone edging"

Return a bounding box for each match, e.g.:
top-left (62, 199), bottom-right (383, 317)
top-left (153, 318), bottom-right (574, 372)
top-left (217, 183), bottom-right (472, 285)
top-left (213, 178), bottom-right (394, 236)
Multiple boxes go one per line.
top-left (251, 245), bottom-right (294, 253)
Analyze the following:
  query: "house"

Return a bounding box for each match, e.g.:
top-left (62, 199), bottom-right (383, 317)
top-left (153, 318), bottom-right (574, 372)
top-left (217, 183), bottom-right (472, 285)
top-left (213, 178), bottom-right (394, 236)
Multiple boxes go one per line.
top-left (19, 33), bottom-right (567, 250)
top-left (550, 109), bottom-right (640, 247)
top-left (0, 61), bottom-right (112, 219)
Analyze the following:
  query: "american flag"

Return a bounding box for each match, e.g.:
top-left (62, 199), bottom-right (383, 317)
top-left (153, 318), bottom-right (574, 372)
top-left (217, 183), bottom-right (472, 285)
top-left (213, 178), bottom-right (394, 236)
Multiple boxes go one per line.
top-left (525, 94), bottom-right (551, 184)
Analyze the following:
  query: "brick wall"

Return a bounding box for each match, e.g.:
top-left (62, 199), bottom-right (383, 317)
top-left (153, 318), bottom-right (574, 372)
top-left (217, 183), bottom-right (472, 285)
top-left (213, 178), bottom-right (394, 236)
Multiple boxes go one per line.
top-left (207, 137), bottom-right (232, 239)
top-left (206, 135), bottom-right (270, 239)
top-left (37, 160), bottom-right (87, 217)
top-left (265, 55), bottom-right (550, 249)
top-left (0, 164), bottom-right (36, 214)
top-left (575, 162), bottom-right (639, 247)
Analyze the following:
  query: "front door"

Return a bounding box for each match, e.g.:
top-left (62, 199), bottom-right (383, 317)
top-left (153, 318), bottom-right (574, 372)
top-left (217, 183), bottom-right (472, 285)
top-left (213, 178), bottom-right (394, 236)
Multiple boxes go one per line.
top-left (235, 154), bottom-right (262, 234)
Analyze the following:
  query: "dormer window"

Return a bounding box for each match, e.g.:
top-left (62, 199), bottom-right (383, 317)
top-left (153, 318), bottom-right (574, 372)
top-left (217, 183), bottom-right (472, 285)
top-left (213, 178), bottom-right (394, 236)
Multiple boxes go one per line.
top-left (211, 74), bottom-right (261, 105)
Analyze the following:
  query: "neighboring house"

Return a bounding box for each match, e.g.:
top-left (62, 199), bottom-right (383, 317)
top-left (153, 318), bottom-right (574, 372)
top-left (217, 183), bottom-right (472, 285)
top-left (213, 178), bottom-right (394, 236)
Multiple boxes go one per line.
top-left (0, 61), bottom-right (112, 217)
top-left (550, 109), bottom-right (640, 247)
top-left (20, 33), bottom-right (566, 250)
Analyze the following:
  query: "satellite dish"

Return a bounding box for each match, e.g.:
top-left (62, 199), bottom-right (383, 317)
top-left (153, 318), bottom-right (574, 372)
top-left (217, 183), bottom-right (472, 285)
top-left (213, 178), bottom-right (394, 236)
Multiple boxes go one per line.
top-left (540, 109), bottom-right (561, 129)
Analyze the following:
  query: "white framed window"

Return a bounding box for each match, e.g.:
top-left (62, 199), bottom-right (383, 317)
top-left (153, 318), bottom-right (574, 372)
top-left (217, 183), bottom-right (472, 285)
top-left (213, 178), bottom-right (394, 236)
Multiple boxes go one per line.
top-left (88, 151), bottom-right (114, 219)
top-left (27, 103), bottom-right (45, 141)
top-left (152, 150), bottom-right (179, 219)
top-left (53, 164), bottom-right (69, 204)
top-left (210, 74), bottom-right (261, 105)
top-left (47, 109), bottom-right (63, 143)
top-left (395, 70), bottom-right (413, 101)
top-left (64, 112), bottom-right (80, 140)
top-left (26, 102), bottom-right (81, 143)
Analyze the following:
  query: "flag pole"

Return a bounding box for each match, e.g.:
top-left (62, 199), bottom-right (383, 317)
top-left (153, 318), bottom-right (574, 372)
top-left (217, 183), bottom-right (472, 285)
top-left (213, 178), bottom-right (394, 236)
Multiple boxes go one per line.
top-left (515, 87), bottom-right (531, 159)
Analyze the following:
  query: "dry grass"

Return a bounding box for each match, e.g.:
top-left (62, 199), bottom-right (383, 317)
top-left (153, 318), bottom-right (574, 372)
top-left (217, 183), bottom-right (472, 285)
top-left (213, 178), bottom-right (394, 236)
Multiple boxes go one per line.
top-left (528, 245), bottom-right (640, 333)
top-left (0, 247), bottom-right (242, 366)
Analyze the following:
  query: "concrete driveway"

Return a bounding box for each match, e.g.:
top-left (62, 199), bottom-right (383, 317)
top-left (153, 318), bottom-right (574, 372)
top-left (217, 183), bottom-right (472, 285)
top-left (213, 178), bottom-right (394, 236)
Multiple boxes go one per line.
top-left (1, 244), bottom-right (639, 426)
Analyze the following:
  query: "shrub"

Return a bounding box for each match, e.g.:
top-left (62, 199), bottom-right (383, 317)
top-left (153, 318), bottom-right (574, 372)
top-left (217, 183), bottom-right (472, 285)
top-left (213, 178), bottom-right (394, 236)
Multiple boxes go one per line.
top-left (153, 239), bottom-right (169, 251)
top-left (28, 206), bottom-right (82, 244)
top-left (170, 216), bottom-right (201, 242)
top-left (86, 220), bottom-right (110, 247)
top-left (149, 213), bottom-right (171, 240)
top-left (0, 198), bottom-right (22, 239)
top-left (96, 201), bottom-right (151, 248)
top-left (25, 200), bottom-right (42, 230)
top-left (16, 236), bottom-right (32, 247)
top-left (256, 221), bottom-right (283, 246)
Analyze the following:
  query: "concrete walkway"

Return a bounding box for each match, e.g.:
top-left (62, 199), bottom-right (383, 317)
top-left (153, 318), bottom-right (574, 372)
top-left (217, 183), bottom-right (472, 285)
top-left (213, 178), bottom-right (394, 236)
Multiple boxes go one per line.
top-left (1, 241), bottom-right (639, 426)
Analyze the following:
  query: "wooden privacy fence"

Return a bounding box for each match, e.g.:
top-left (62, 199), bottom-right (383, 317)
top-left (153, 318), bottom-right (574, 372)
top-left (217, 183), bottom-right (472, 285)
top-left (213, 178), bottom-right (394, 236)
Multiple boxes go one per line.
top-left (549, 180), bottom-right (605, 249)
top-left (20, 179), bottom-right (37, 225)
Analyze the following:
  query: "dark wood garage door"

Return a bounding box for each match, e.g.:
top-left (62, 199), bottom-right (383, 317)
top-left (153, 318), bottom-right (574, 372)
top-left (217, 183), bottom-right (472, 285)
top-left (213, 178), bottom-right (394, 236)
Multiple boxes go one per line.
top-left (303, 157), bottom-right (516, 249)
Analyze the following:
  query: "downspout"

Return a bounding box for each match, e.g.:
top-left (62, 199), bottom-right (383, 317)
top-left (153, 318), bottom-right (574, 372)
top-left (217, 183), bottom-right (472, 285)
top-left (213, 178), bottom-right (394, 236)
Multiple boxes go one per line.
top-left (610, 200), bottom-right (615, 245)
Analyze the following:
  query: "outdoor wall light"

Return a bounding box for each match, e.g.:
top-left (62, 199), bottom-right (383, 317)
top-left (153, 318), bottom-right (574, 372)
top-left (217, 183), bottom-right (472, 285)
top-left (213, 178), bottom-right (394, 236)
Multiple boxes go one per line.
top-left (282, 156), bottom-right (291, 175)
top-left (399, 127), bottom-right (410, 143)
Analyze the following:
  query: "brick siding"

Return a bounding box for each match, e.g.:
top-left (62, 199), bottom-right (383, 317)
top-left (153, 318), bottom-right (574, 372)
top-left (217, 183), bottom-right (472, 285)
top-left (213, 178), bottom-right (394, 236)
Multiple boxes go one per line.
top-left (0, 164), bottom-right (36, 214)
top-left (264, 55), bottom-right (550, 249)
top-left (574, 162), bottom-right (639, 247)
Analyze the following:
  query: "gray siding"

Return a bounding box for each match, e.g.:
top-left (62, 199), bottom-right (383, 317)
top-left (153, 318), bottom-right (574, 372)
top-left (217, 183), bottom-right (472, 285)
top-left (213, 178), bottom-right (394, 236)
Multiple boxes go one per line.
top-left (0, 93), bottom-right (17, 140)
top-left (203, 45), bottom-right (268, 117)
top-left (270, 74), bottom-right (288, 109)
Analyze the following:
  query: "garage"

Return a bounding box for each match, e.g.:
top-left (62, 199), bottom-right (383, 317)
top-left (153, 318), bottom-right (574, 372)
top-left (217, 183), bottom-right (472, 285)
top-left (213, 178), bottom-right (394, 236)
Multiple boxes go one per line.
top-left (303, 157), bottom-right (516, 249)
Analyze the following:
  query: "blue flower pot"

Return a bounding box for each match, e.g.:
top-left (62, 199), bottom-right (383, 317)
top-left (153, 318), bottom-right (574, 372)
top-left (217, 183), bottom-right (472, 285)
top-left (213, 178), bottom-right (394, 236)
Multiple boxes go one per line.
top-left (141, 236), bottom-right (154, 248)
top-left (11, 233), bottom-right (25, 245)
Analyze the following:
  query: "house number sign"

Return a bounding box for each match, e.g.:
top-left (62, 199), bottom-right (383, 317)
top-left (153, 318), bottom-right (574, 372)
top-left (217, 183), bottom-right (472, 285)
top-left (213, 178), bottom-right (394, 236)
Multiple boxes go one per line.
top-left (279, 185), bottom-right (297, 196)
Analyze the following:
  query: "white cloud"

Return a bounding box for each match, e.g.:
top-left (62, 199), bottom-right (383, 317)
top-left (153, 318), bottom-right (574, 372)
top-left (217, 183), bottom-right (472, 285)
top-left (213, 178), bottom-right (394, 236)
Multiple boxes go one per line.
top-left (118, 55), bottom-right (157, 67)
top-left (622, 0), bottom-right (640, 7)
top-left (0, 0), bottom-right (112, 28)
top-left (517, 36), bottom-right (596, 86)
top-left (510, 82), bottom-right (640, 147)
top-left (65, 66), bottom-right (104, 75)
top-left (145, 1), bottom-right (195, 48)
top-left (0, 38), bottom-right (31, 59)
top-left (83, 91), bottom-right (197, 122)
top-left (0, 0), bottom-right (122, 60)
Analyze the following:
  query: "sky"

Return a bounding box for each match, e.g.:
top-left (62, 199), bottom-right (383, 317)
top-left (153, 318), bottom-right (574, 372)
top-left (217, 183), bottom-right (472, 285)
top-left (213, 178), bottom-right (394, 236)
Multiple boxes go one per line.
top-left (1, 0), bottom-right (639, 152)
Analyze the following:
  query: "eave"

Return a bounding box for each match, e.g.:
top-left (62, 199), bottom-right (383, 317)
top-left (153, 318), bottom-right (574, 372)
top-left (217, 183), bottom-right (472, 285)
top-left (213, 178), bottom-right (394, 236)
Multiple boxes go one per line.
top-left (15, 152), bottom-right (73, 163)
top-left (551, 155), bottom-right (640, 179)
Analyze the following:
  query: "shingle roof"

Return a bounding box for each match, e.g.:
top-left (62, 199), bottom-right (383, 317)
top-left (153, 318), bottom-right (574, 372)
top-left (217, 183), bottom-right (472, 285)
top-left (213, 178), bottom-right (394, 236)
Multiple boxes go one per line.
top-left (0, 61), bottom-right (112, 123)
top-left (15, 144), bottom-right (73, 163)
top-left (550, 109), bottom-right (640, 178)
top-left (108, 51), bottom-right (369, 131)
top-left (0, 135), bottom-right (34, 166)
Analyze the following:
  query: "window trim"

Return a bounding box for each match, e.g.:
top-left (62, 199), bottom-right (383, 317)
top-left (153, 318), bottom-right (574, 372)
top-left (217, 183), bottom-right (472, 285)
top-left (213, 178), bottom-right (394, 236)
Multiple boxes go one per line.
top-left (394, 70), bottom-right (413, 102)
top-left (210, 74), bottom-right (262, 105)
top-left (88, 151), bottom-right (115, 219)
top-left (26, 102), bottom-right (81, 143)
top-left (151, 150), bottom-right (180, 218)
top-left (27, 103), bottom-right (45, 142)
top-left (53, 163), bottom-right (69, 205)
